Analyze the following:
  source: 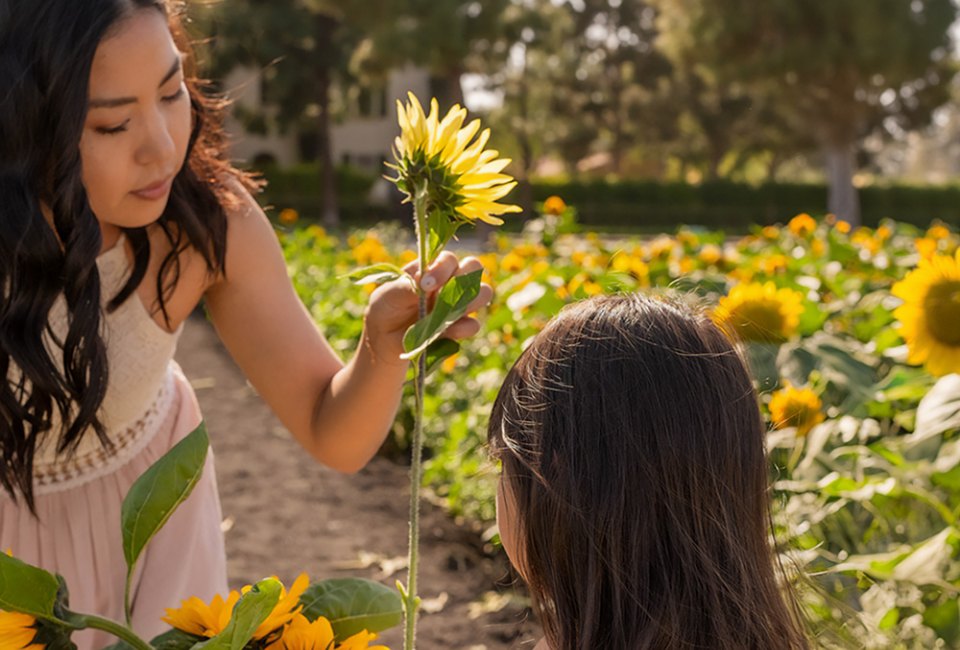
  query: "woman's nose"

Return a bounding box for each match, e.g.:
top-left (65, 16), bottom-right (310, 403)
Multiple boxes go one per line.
top-left (134, 108), bottom-right (176, 167)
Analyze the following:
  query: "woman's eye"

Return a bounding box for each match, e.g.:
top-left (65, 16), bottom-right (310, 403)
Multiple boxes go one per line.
top-left (96, 121), bottom-right (129, 135)
top-left (162, 86), bottom-right (185, 103)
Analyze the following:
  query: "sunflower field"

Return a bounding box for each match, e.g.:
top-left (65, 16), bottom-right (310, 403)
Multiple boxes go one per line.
top-left (279, 206), bottom-right (960, 649)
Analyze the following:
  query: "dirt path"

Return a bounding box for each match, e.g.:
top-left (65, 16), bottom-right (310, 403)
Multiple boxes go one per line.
top-left (174, 313), bottom-right (540, 649)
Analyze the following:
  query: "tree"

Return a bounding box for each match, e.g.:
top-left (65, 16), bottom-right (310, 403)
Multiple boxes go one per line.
top-left (664, 70), bottom-right (819, 182)
top-left (652, 0), bottom-right (958, 224)
top-left (197, 0), bottom-right (392, 227)
top-left (472, 1), bottom-right (576, 209)
top-left (552, 0), bottom-right (674, 176)
top-left (357, 0), bottom-right (513, 107)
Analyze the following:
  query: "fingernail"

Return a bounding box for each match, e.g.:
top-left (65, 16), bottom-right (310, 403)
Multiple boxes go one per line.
top-left (421, 275), bottom-right (437, 291)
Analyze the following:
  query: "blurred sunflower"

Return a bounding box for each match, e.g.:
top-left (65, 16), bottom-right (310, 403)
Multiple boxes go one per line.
top-left (892, 250), bottom-right (960, 376)
top-left (915, 237), bottom-right (938, 260)
top-left (390, 93), bottom-right (521, 226)
top-left (279, 208), bottom-right (300, 226)
top-left (352, 234), bottom-right (391, 266)
top-left (163, 574), bottom-right (309, 641)
top-left (928, 224), bottom-right (952, 240)
top-left (543, 195), bottom-right (567, 216)
top-left (266, 613), bottom-right (388, 650)
top-left (788, 213), bottom-right (816, 237)
top-left (769, 383), bottom-right (824, 436)
top-left (698, 244), bottom-right (723, 266)
top-left (0, 611), bottom-right (42, 650)
top-left (713, 282), bottom-right (805, 344)
top-left (761, 225), bottom-right (781, 240)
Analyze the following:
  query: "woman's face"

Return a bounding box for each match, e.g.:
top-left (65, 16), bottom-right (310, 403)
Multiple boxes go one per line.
top-left (80, 8), bottom-right (190, 229)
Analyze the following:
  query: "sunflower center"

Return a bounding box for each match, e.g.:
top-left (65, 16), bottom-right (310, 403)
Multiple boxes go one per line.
top-left (732, 299), bottom-right (787, 343)
top-left (924, 279), bottom-right (960, 346)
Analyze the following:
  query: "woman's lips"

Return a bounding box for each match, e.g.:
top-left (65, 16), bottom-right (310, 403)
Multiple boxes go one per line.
top-left (131, 177), bottom-right (172, 200)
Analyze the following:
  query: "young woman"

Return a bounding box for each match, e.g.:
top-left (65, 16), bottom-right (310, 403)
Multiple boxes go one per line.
top-left (0, 1), bottom-right (490, 646)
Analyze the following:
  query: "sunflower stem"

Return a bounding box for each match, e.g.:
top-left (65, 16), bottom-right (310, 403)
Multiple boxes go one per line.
top-left (74, 614), bottom-right (152, 650)
top-left (404, 183), bottom-right (430, 650)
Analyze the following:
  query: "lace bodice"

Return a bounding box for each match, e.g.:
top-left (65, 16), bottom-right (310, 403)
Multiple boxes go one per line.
top-left (28, 235), bottom-right (184, 491)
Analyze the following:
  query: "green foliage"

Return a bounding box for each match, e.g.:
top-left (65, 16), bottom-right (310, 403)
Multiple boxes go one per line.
top-left (121, 423), bottom-right (209, 622)
top-left (192, 579), bottom-right (282, 650)
top-left (263, 170), bottom-right (960, 230)
top-left (300, 578), bottom-right (403, 640)
top-left (402, 270), bottom-right (483, 359)
top-left (527, 179), bottom-right (960, 230)
top-left (0, 553), bottom-right (62, 619)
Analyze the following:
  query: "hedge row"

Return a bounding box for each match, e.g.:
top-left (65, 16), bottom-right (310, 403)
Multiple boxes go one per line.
top-left (258, 165), bottom-right (960, 230)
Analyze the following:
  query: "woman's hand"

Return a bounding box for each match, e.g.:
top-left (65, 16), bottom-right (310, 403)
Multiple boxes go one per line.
top-left (361, 251), bottom-right (494, 367)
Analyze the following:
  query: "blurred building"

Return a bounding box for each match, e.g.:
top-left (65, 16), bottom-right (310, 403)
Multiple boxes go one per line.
top-left (222, 64), bottom-right (430, 173)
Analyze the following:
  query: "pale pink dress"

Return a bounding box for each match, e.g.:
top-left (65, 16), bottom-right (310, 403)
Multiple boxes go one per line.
top-left (0, 235), bottom-right (228, 649)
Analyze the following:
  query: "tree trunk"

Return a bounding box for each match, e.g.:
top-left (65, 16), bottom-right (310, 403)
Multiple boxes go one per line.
top-left (517, 72), bottom-right (535, 216)
top-left (766, 152), bottom-right (783, 183)
top-left (824, 141), bottom-right (860, 226)
top-left (316, 13), bottom-right (340, 228)
top-left (446, 67), bottom-right (464, 107)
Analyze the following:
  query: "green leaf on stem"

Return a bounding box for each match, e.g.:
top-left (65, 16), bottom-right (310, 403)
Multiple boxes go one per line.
top-left (427, 209), bottom-right (460, 263)
top-left (190, 578), bottom-right (282, 650)
top-left (0, 552), bottom-right (61, 618)
top-left (342, 264), bottom-right (405, 286)
top-left (103, 628), bottom-right (203, 650)
top-left (121, 423), bottom-right (209, 620)
top-left (401, 270), bottom-right (482, 360)
top-left (424, 339), bottom-right (460, 377)
top-left (300, 578), bottom-right (403, 640)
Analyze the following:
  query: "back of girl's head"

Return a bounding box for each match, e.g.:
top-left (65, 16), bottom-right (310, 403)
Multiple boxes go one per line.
top-left (488, 293), bottom-right (807, 649)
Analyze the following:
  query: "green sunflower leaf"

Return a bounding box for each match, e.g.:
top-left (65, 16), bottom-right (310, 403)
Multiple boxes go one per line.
top-left (341, 264), bottom-right (405, 286)
top-left (424, 339), bottom-right (460, 377)
top-left (0, 552), bottom-right (61, 618)
top-left (121, 423), bottom-right (209, 622)
top-left (102, 628), bottom-right (201, 650)
top-left (300, 578), bottom-right (403, 641)
top-left (190, 578), bottom-right (282, 650)
top-left (401, 270), bottom-right (482, 360)
top-left (427, 208), bottom-right (461, 263)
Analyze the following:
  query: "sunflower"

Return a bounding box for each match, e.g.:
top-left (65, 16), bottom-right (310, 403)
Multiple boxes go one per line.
top-left (266, 613), bottom-right (389, 650)
top-left (698, 244), bottom-right (723, 267)
top-left (279, 208), bottom-right (299, 225)
top-left (161, 592), bottom-right (237, 638)
top-left (713, 282), bottom-right (805, 344)
top-left (391, 93), bottom-right (521, 226)
top-left (892, 250), bottom-right (960, 376)
top-left (787, 213), bottom-right (816, 237)
top-left (163, 574), bottom-right (309, 641)
top-left (0, 611), bottom-right (43, 650)
top-left (768, 383), bottom-right (824, 436)
top-left (543, 195), bottom-right (567, 216)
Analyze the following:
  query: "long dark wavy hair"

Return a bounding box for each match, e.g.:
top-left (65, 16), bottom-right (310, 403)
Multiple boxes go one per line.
top-left (488, 293), bottom-right (809, 649)
top-left (0, 0), bottom-right (256, 510)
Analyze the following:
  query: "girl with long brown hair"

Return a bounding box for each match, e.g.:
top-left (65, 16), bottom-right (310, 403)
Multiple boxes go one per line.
top-left (489, 293), bottom-right (808, 649)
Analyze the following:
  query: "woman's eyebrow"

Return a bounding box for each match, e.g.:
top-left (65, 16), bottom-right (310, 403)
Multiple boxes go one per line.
top-left (88, 55), bottom-right (183, 109)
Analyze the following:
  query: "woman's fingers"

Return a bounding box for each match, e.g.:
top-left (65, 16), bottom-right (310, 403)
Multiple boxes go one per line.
top-left (442, 316), bottom-right (482, 340)
top-left (404, 251), bottom-right (460, 292)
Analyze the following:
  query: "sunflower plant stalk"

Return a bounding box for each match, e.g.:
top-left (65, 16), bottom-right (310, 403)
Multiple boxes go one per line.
top-left (347, 93), bottom-right (520, 650)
